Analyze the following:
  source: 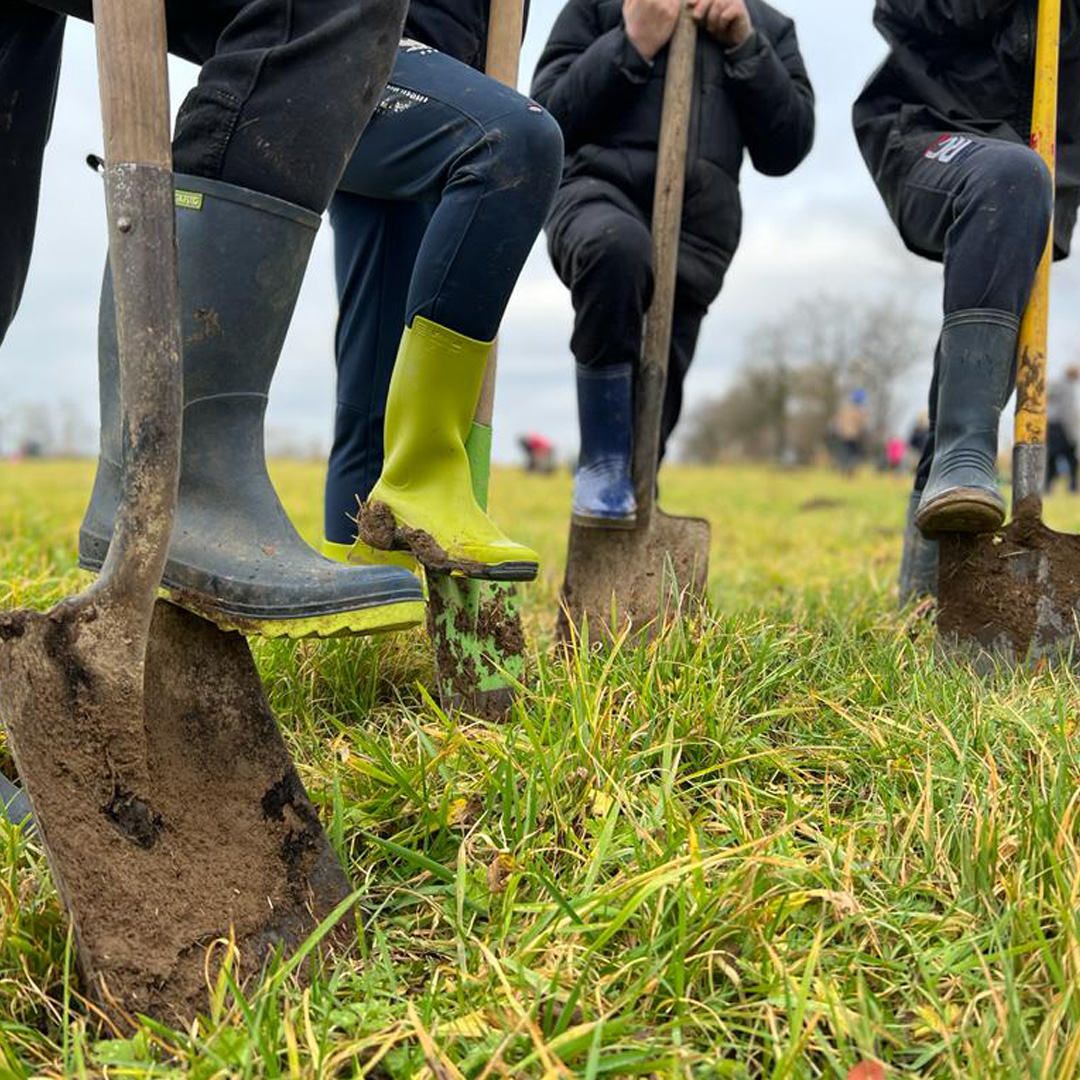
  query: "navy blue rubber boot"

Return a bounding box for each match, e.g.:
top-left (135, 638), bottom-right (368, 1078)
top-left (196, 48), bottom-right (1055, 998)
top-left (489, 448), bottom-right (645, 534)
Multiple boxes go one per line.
top-left (572, 364), bottom-right (637, 529)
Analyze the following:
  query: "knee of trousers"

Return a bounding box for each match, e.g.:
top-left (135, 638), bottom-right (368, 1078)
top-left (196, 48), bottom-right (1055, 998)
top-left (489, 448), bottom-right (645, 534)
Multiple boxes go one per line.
top-left (484, 103), bottom-right (564, 208)
top-left (971, 143), bottom-right (1054, 244)
top-left (570, 218), bottom-right (653, 295)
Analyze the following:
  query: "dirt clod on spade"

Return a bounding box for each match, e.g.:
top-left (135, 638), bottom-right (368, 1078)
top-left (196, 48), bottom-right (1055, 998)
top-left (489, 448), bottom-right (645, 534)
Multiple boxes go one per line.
top-left (938, 497), bottom-right (1080, 663)
top-left (0, 600), bottom-right (351, 1026)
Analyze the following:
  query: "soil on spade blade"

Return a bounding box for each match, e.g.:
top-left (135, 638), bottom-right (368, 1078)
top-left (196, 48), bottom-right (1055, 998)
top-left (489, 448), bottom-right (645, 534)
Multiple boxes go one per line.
top-left (0, 600), bottom-right (351, 1025)
top-left (937, 498), bottom-right (1080, 661)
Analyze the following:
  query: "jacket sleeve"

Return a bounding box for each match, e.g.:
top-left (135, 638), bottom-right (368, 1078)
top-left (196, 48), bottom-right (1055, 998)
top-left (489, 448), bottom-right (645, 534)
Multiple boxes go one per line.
top-left (724, 20), bottom-right (815, 177)
top-left (876, 0), bottom-right (1015, 38)
top-left (531, 0), bottom-right (654, 152)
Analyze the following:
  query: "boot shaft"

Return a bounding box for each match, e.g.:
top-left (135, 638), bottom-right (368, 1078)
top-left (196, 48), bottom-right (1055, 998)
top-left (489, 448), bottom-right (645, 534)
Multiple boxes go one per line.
top-left (576, 363), bottom-right (634, 467)
top-left (934, 309), bottom-right (1019, 445)
top-left (97, 177), bottom-right (320, 462)
top-left (379, 317), bottom-right (492, 486)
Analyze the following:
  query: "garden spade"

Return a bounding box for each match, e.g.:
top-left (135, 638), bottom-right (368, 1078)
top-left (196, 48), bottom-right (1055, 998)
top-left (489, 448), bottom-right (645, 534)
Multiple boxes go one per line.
top-left (0, 0), bottom-right (349, 1024)
top-left (558, 9), bottom-right (710, 641)
top-left (426, 0), bottom-right (528, 721)
top-left (936, 0), bottom-right (1080, 665)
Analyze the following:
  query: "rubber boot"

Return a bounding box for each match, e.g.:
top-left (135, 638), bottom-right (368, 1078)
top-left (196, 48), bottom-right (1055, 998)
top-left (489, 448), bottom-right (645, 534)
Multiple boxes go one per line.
top-left (359, 317), bottom-right (540, 581)
top-left (79, 176), bottom-right (425, 638)
top-left (572, 363), bottom-right (637, 529)
top-left (0, 772), bottom-right (32, 831)
top-left (898, 490), bottom-right (939, 606)
top-left (915, 309), bottom-right (1018, 536)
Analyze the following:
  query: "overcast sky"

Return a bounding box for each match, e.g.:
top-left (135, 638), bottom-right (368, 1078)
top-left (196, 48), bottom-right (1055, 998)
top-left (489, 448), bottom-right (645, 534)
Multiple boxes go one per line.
top-left (2, 0), bottom-right (1079, 462)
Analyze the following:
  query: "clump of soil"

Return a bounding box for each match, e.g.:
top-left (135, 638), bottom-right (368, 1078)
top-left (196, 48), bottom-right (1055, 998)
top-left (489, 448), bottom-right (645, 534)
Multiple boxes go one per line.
top-left (0, 599), bottom-right (351, 1027)
top-left (356, 501), bottom-right (488, 577)
top-left (937, 497), bottom-right (1080, 662)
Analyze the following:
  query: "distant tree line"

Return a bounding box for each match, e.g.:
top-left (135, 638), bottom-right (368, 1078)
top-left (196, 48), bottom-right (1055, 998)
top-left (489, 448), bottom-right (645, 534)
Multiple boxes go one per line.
top-left (0, 402), bottom-right (95, 458)
top-left (682, 295), bottom-right (929, 465)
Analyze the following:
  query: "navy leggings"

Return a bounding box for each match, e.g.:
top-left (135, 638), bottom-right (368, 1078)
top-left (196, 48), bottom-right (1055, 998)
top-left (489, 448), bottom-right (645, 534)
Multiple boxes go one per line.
top-left (324, 40), bottom-right (563, 545)
top-left (896, 134), bottom-right (1054, 491)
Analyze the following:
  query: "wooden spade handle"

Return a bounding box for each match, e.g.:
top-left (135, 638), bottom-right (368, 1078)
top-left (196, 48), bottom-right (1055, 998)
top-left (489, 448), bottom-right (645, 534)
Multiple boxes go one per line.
top-left (92, 0), bottom-right (182, 624)
top-left (473, 0), bottom-right (525, 428)
top-left (1012, 0), bottom-right (1061, 504)
top-left (633, 9), bottom-right (696, 523)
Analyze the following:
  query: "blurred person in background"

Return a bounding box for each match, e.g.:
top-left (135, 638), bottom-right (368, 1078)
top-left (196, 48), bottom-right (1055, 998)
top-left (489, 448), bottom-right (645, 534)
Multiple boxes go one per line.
top-left (828, 388), bottom-right (869, 475)
top-left (1046, 365), bottom-right (1080, 493)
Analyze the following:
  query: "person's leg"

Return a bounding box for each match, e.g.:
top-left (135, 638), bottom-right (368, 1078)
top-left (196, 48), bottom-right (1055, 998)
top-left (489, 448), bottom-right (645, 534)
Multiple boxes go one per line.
top-left (72, 0), bottom-right (426, 638)
top-left (40, 0), bottom-right (406, 210)
top-left (896, 135), bottom-right (1053, 534)
top-left (548, 189), bottom-right (653, 526)
top-left (324, 193), bottom-right (432, 550)
top-left (0, 3), bottom-right (65, 348)
top-left (1068, 438), bottom-right (1079, 493)
top-left (1046, 422), bottom-right (1066, 491)
top-left (339, 42), bottom-right (564, 578)
top-left (338, 42), bottom-right (563, 340)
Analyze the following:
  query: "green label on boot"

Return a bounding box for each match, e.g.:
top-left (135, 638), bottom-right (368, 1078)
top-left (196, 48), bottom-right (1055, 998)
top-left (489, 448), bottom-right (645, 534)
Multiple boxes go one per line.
top-left (175, 190), bottom-right (204, 211)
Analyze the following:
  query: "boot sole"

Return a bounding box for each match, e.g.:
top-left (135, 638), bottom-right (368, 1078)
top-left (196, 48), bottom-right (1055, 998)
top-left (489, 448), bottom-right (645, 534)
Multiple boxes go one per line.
top-left (571, 512), bottom-right (638, 531)
top-left (78, 552), bottom-right (425, 640)
top-left (915, 489), bottom-right (1005, 537)
top-left (356, 502), bottom-right (539, 583)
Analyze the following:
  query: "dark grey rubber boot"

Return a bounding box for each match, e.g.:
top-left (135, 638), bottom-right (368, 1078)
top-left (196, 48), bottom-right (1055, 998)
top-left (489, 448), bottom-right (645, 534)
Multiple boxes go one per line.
top-left (898, 490), bottom-right (939, 606)
top-left (915, 309), bottom-right (1018, 537)
top-left (79, 177), bottom-right (425, 638)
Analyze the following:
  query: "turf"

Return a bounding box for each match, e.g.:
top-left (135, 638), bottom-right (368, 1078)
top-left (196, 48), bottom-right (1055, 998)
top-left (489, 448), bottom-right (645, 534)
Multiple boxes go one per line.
top-left (3, 460), bottom-right (1080, 1078)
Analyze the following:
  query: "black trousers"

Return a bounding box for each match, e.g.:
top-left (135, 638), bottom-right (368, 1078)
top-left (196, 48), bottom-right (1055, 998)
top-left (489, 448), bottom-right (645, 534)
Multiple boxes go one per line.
top-left (546, 178), bottom-right (705, 464)
top-left (1, 0), bottom-right (406, 346)
top-left (895, 134), bottom-right (1055, 492)
top-left (1046, 422), bottom-right (1079, 492)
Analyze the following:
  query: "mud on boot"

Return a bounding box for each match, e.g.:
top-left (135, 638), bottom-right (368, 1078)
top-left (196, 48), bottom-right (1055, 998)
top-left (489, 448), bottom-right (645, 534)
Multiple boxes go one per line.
top-left (357, 318), bottom-right (540, 582)
top-left (916, 309), bottom-right (1018, 537)
top-left (79, 177), bottom-right (425, 638)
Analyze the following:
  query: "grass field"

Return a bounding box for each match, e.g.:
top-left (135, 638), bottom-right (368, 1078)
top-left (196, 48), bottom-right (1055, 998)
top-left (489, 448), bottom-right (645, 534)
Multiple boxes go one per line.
top-left (4, 460), bottom-right (1080, 1078)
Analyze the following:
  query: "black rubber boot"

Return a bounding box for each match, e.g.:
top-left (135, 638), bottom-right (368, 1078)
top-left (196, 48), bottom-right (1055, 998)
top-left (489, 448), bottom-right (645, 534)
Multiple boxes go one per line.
top-left (898, 490), bottom-right (939, 606)
top-left (915, 309), bottom-right (1018, 537)
top-left (79, 176), bottom-right (425, 638)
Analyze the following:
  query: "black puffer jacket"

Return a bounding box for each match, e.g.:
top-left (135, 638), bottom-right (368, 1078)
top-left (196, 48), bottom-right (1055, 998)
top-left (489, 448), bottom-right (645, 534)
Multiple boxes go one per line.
top-left (853, 0), bottom-right (1080, 258)
top-left (531, 0), bottom-right (814, 308)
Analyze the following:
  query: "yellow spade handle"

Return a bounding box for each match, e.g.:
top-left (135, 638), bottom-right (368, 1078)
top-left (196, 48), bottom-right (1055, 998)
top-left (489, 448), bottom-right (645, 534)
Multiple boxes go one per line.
top-left (1014, 0), bottom-right (1061, 456)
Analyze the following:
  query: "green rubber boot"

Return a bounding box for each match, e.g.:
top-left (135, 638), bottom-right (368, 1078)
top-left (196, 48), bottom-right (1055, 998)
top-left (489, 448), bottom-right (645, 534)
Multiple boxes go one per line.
top-left (357, 317), bottom-right (540, 581)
